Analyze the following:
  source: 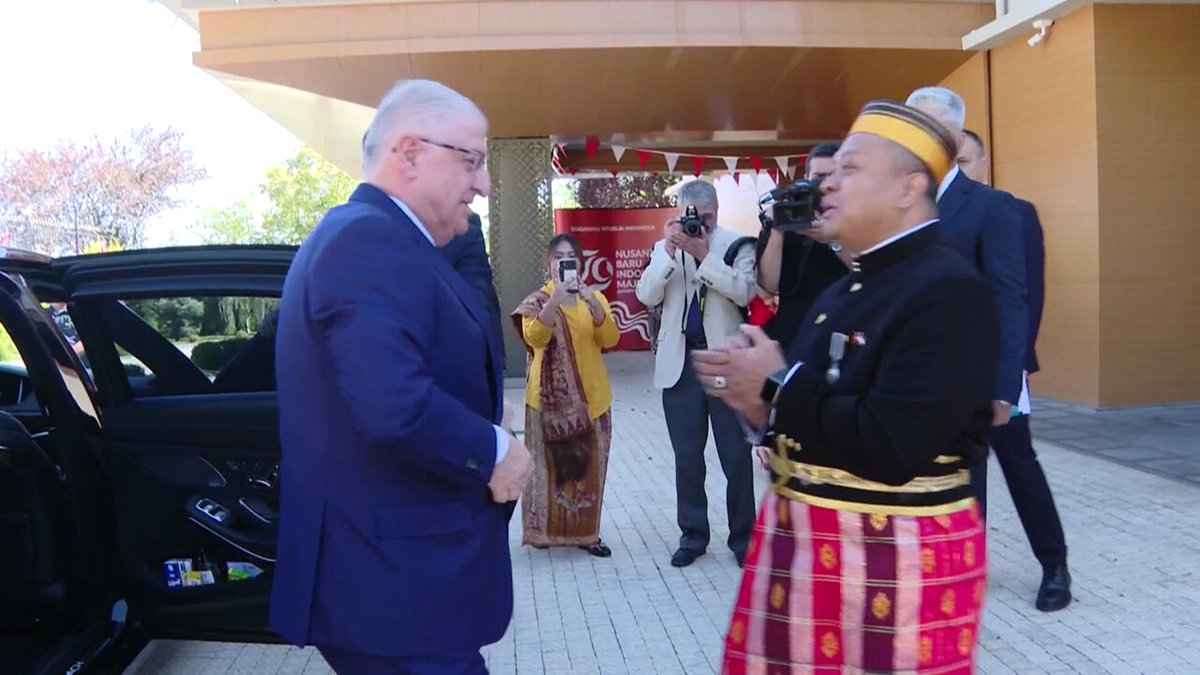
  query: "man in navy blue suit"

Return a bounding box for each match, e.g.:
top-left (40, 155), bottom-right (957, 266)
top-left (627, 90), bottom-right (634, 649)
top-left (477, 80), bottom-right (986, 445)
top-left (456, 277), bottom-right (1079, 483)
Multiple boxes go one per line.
top-left (958, 129), bottom-right (1071, 612)
top-left (271, 79), bottom-right (534, 673)
top-left (906, 88), bottom-right (1028, 438)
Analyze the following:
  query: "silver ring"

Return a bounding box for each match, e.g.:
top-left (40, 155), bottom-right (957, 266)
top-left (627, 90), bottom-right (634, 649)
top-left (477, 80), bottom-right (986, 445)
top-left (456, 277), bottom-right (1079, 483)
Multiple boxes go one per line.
top-left (713, 376), bottom-right (727, 390)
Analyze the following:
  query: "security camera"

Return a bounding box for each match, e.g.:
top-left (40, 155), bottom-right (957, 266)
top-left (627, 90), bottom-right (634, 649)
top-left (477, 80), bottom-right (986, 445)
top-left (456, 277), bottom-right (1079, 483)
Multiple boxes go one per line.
top-left (1028, 19), bottom-right (1053, 46)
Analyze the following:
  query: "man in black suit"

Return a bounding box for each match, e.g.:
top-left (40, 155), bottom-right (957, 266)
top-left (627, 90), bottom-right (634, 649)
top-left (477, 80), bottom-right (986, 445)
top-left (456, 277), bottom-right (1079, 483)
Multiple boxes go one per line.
top-left (755, 142), bottom-right (850, 346)
top-left (958, 129), bottom-right (1070, 611)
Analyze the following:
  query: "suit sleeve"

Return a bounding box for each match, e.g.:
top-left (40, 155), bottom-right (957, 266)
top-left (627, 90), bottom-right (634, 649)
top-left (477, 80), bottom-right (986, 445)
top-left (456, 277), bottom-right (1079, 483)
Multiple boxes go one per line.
top-left (635, 241), bottom-right (677, 307)
top-left (771, 278), bottom-right (1000, 485)
top-left (1022, 201), bottom-right (1046, 372)
top-left (696, 237), bottom-right (756, 307)
top-left (979, 196), bottom-right (1028, 403)
top-left (308, 217), bottom-right (497, 488)
top-left (449, 224), bottom-right (504, 345)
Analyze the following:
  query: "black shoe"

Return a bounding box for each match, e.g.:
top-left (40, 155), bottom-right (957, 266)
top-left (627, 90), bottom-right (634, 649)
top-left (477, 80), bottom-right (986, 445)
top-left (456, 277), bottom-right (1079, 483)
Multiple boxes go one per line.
top-left (1036, 565), bottom-right (1072, 612)
top-left (735, 551), bottom-right (746, 569)
top-left (579, 541), bottom-right (612, 558)
top-left (671, 548), bottom-right (706, 567)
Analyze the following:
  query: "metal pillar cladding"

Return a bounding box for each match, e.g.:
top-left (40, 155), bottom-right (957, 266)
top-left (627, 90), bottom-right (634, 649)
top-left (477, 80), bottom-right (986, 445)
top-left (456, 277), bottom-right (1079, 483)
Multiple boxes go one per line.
top-left (486, 137), bottom-right (554, 378)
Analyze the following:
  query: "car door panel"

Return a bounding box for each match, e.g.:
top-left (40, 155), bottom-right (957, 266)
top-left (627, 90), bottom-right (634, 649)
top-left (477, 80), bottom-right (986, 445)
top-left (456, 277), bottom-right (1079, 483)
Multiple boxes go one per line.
top-left (52, 247), bottom-right (295, 643)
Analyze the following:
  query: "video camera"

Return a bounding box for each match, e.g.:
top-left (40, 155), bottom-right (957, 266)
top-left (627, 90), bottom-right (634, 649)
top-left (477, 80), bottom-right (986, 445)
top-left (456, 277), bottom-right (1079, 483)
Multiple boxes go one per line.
top-left (758, 178), bottom-right (824, 231)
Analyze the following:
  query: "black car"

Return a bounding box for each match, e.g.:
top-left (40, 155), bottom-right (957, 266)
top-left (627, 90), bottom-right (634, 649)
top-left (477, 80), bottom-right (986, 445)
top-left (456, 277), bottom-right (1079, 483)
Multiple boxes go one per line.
top-left (0, 245), bottom-right (296, 674)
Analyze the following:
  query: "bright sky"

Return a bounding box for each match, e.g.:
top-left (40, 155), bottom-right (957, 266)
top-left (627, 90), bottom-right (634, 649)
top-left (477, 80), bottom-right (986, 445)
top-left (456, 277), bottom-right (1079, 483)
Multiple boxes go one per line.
top-left (0, 0), bottom-right (302, 247)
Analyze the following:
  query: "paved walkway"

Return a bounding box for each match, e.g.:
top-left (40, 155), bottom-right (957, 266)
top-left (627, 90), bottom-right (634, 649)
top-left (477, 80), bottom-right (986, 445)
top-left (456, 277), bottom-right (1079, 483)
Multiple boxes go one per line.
top-left (1031, 396), bottom-right (1200, 487)
top-left (127, 353), bottom-right (1200, 674)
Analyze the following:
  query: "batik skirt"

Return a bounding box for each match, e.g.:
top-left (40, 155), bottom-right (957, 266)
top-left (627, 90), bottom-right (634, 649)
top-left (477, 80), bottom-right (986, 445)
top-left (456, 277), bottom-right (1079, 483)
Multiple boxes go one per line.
top-left (520, 407), bottom-right (612, 548)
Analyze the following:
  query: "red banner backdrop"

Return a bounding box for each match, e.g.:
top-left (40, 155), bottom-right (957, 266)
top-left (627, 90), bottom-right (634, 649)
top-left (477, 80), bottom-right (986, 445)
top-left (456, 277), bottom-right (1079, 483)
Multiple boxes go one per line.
top-left (553, 207), bottom-right (671, 351)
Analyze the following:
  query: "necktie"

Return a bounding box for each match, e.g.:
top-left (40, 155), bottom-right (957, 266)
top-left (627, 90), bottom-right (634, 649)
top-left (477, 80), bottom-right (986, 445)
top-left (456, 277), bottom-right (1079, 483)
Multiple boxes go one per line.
top-left (685, 284), bottom-right (707, 346)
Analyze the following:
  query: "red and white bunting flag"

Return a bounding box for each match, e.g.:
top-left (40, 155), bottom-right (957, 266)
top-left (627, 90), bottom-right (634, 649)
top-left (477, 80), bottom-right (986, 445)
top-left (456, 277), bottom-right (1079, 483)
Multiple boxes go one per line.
top-left (691, 156), bottom-right (707, 177)
top-left (751, 156), bottom-right (764, 174)
top-left (612, 145), bottom-right (626, 163)
top-left (585, 136), bottom-right (600, 158)
top-left (723, 156), bottom-right (739, 174)
top-left (637, 149), bottom-right (654, 171)
top-left (663, 153), bottom-right (680, 174)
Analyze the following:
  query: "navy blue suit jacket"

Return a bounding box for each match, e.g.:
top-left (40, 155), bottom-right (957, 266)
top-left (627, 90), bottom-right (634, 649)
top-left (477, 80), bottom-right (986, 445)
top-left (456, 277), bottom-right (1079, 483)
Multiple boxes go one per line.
top-left (270, 184), bottom-right (510, 657)
top-left (937, 170), bottom-right (1028, 404)
top-left (442, 217), bottom-right (505, 370)
top-left (1011, 197), bottom-right (1045, 374)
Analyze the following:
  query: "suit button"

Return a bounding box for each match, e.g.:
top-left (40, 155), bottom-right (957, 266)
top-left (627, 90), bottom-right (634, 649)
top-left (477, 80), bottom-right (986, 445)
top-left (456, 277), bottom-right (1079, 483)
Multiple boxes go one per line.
top-left (466, 458), bottom-right (480, 470)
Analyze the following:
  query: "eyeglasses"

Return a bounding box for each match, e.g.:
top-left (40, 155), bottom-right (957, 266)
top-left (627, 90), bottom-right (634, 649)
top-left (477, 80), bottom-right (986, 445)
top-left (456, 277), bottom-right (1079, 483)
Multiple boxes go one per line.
top-left (417, 137), bottom-right (487, 171)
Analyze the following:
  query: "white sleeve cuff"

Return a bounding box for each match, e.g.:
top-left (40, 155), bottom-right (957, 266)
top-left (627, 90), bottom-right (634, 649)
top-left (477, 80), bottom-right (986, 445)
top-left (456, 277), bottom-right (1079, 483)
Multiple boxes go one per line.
top-left (784, 361), bottom-right (805, 385)
top-left (494, 425), bottom-right (510, 466)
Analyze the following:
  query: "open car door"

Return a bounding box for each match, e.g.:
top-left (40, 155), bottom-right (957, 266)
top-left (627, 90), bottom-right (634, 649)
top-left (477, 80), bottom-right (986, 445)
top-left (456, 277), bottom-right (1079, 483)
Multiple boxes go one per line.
top-left (54, 245), bottom-right (295, 646)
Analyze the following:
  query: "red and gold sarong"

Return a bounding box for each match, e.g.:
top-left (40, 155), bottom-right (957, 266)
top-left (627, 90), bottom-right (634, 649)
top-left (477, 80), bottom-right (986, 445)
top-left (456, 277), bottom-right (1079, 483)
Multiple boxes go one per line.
top-left (722, 451), bottom-right (986, 673)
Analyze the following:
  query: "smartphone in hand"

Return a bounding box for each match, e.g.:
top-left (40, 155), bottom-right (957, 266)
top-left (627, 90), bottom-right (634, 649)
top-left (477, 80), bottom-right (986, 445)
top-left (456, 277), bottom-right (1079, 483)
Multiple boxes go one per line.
top-left (559, 259), bottom-right (579, 292)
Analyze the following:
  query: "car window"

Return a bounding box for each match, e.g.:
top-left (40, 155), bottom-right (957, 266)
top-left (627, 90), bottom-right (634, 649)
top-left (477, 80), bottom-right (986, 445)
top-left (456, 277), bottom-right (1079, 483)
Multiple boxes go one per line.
top-left (109, 295), bottom-right (280, 396)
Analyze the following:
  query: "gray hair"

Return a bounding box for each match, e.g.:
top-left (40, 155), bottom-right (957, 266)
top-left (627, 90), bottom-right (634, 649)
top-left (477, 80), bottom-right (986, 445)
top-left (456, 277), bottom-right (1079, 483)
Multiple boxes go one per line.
top-left (362, 79), bottom-right (487, 174)
top-left (677, 179), bottom-right (719, 210)
top-left (905, 87), bottom-right (967, 137)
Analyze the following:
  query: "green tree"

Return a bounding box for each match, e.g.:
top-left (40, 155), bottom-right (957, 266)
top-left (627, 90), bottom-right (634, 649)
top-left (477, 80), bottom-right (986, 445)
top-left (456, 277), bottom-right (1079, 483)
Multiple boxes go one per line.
top-left (260, 147), bottom-right (356, 245)
top-left (134, 298), bottom-right (205, 341)
top-left (195, 198), bottom-right (259, 245)
top-left (565, 175), bottom-right (678, 209)
top-left (195, 147), bottom-right (354, 246)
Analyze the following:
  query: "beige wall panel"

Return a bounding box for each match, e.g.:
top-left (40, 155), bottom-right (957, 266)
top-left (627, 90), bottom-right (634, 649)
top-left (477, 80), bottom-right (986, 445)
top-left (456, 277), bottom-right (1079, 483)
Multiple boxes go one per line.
top-left (990, 6), bottom-right (1101, 406)
top-left (1094, 4), bottom-right (1200, 406)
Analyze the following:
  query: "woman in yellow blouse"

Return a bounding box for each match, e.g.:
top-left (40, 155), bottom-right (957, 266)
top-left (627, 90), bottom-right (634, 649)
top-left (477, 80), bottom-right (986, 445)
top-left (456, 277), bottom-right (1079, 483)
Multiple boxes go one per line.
top-left (511, 234), bottom-right (620, 557)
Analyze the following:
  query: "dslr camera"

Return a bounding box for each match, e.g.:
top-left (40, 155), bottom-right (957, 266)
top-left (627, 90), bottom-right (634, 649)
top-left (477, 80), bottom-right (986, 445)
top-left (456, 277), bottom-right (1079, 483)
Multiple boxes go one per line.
top-left (758, 178), bottom-right (824, 231)
top-left (679, 205), bottom-right (706, 238)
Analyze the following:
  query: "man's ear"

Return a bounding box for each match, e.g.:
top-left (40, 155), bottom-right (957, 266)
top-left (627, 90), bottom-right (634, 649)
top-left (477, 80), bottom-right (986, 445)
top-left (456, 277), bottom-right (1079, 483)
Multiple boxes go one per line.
top-left (897, 173), bottom-right (927, 209)
top-left (392, 134), bottom-right (422, 174)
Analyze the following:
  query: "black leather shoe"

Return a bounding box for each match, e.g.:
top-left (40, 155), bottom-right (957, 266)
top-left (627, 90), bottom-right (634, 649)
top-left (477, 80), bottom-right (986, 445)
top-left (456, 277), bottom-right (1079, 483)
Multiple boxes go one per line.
top-left (1036, 565), bottom-right (1072, 612)
top-left (671, 548), bottom-right (706, 567)
top-left (735, 551), bottom-right (746, 569)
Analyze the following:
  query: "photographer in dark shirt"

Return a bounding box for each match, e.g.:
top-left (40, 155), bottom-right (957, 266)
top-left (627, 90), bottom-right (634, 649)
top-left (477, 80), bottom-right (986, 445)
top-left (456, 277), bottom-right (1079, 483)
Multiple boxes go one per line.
top-left (754, 142), bottom-right (850, 345)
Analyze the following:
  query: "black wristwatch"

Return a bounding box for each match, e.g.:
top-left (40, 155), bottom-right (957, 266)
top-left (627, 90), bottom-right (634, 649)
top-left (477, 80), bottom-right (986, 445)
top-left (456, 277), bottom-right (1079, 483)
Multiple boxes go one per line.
top-left (760, 366), bottom-right (795, 407)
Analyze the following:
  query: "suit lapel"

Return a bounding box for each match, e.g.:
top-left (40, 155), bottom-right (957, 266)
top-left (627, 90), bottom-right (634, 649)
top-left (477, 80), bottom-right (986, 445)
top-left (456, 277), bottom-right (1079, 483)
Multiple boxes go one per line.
top-left (937, 170), bottom-right (971, 226)
top-left (349, 183), bottom-right (503, 418)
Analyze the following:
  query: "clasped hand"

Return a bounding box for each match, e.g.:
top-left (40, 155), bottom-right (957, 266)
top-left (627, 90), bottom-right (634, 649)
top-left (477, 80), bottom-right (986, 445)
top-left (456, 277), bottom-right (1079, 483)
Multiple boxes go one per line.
top-left (488, 433), bottom-right (533, 503)
top-left (691, 325), bottom-right (788, 430)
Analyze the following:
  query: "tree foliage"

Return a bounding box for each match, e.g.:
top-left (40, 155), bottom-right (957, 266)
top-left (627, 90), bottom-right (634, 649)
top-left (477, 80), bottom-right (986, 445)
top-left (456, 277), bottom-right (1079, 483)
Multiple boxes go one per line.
top-left (195, 147), bottom-right (354, 246)
top-left (566, 175), bottom-right (678, 209)
top-left (0, 126), bottom-right (206, 254)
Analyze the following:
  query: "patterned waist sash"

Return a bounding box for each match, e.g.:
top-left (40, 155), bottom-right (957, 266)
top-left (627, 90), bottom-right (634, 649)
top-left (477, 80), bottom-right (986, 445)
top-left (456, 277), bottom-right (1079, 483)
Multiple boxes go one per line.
top-left (767, 435), bottom-right (974, 517)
